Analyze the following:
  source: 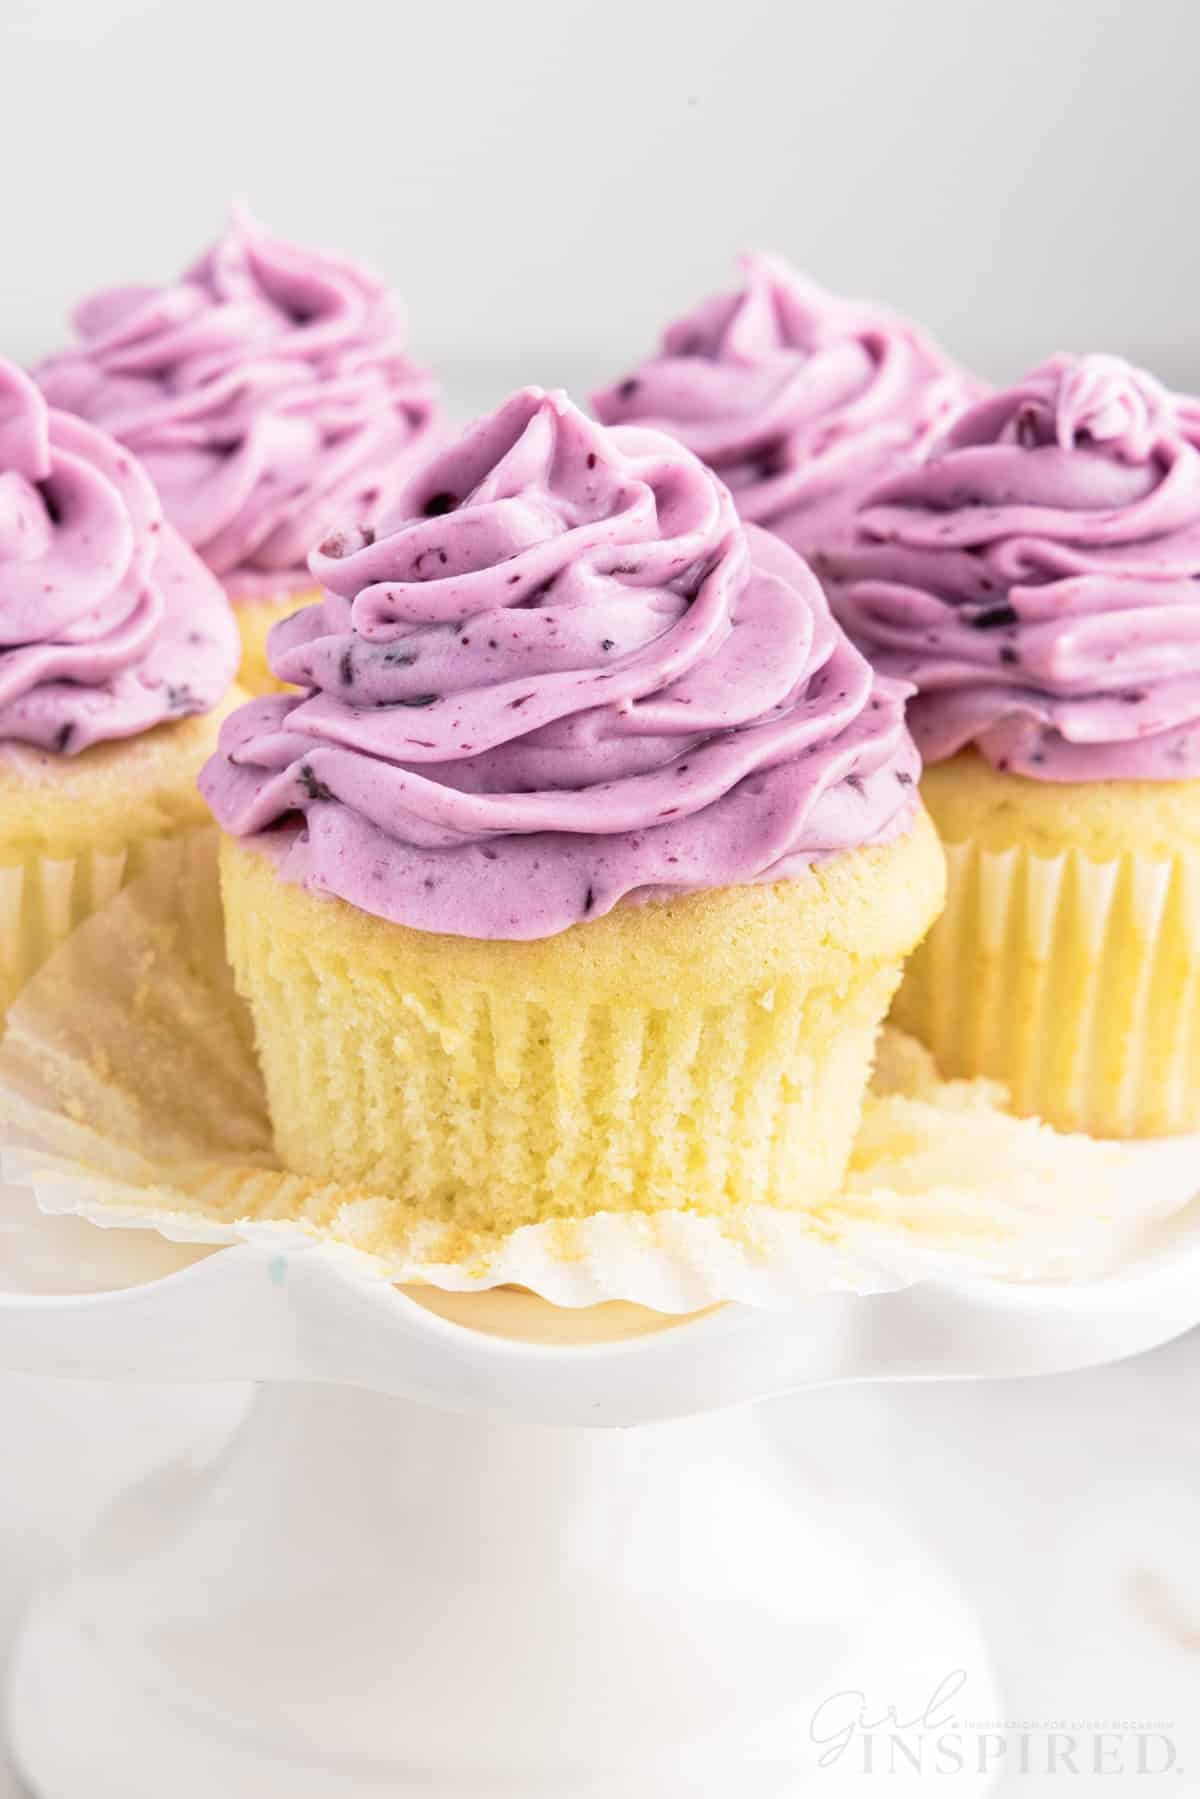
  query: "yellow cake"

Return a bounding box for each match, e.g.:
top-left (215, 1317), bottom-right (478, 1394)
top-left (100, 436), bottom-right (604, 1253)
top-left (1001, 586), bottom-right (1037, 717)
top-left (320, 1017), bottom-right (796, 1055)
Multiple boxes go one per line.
top-left (221, 810), bottom-right (944, 1233)
top-left (230, 588), bottom-right (319, 695)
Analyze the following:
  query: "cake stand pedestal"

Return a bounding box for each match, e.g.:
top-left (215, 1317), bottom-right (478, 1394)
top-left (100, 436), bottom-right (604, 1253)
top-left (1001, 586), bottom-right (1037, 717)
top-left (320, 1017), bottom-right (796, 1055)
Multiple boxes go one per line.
top-left (4, 1201), bottom-right (1200, 1799)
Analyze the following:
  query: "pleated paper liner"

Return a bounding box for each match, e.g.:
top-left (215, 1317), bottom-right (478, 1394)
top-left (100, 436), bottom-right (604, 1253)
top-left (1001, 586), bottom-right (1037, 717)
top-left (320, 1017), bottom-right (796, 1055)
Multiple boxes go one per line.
top-left (0, 833), bottom-right (1195, 1312)
top-left (895, 836), bottom-right (1200, 1138)
top-left (0, 834), bottom-right (189, 1023)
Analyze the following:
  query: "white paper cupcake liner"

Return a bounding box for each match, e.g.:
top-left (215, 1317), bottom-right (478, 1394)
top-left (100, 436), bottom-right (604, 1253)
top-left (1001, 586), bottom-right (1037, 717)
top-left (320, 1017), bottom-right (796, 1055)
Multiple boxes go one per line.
top-left (0, 834), bottom-right (1195, 1311)
top-left (895, 834), bottom-right (1200, 1136)
top-left (0, 834), bottom-right (189, 1023)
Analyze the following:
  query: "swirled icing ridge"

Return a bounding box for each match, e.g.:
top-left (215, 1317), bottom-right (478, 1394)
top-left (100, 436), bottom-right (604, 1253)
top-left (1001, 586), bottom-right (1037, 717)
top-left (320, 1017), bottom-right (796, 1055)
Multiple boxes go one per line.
top-left (0, 359), bottom-right (237, 753)
top-left (826, 353), bottom-right (1200, 780)
top-left (594, 252), bottom-right (976, 564)
top-left (35, 209), bottom-right (441, 588)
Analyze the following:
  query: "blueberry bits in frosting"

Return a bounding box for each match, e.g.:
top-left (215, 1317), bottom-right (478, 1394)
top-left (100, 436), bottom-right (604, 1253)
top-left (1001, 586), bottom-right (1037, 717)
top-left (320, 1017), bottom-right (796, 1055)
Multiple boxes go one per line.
top-left (422, 492), bottom-right (458, 518)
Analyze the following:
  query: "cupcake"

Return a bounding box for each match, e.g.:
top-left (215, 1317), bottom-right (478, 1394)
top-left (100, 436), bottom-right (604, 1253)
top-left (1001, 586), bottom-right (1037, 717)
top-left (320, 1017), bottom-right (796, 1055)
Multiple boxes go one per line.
top-left (35, 208), bottom-right (441, 695)
top-left (827, 353), bottom-right (1200, 1138)
top-left (594, 251), bottom-right (976, 568)
top-left (0, 359), bottom-right (240, 1018)
top-left (201, 388), bottom-right (943, 1235)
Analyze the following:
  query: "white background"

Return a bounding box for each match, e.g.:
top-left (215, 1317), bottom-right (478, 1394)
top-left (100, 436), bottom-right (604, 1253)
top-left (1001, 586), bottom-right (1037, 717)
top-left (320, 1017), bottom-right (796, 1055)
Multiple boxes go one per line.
top-left (2, 2), bottom-right (1200, 1789)
top-left (5, 0), bottom-right (1200, 398)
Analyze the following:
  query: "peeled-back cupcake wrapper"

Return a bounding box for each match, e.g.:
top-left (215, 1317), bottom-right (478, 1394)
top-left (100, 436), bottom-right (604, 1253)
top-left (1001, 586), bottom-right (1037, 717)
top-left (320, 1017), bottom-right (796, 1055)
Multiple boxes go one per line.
top-left (895, 837), bottom-right (1200, 1138)
top-left (0, 833), bottom-right (189, 1024)
top-left (0, 835), bottom-right (1195, 1310)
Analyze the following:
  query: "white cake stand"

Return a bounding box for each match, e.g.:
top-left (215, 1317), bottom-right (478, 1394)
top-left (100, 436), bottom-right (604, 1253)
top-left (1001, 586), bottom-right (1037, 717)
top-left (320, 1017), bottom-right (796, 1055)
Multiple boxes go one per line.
top-left (3, 1192), bottom-right (1200, 1799)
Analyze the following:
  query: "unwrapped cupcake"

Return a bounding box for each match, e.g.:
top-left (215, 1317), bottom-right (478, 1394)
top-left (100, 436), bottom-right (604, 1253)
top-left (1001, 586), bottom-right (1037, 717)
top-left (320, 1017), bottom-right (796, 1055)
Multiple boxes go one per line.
top-left (0, 358), bottom-right (240, 1017)
top-left (827, 353), bottom-right (1200, 1138)
top-left (201, 388), bottom-right (944, 1234)
top-left (594, 251), bottom-right (976, 568)
top-left (35, 209), bottom-right (441, 695)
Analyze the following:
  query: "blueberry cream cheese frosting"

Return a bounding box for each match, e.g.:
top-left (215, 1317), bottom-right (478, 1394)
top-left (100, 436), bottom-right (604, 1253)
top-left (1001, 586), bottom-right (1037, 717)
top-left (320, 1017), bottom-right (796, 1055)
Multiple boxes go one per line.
top-left (0, 358), bottom-right (241, 1016)
top-left (35, 208), bottom-right (441, 692)
top-left (0, 362), bottom-right (237, 752)
top-left (207, 388), bottom-right (945, 1234)
top-left (826, 353), bottom-right (1200, 1138)
top-left (203, 386), bottom-right (921, 939)
top-left (828, 353), bottom-right (1200, 781)
top-left (594, 251), bottom-right (976, 569)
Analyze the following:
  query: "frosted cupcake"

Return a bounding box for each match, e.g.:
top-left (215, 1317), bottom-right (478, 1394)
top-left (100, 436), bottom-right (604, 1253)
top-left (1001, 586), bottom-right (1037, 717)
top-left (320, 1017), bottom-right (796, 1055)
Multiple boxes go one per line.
top-left (828, 353), bottom-right (1200, 1138)
top-left (201, 388), bottom-right (943, 1234)
top-left (35, 209), bottom-right (441, 695)
top-left (0, 359), bottom-right (240, 1017)
top-left (594, 251), bottom-right (975, 569)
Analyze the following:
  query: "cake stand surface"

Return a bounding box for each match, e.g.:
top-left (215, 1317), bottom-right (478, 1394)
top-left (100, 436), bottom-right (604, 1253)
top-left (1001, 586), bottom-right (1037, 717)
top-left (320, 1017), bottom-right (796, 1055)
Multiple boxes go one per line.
top-left (4, 1193), bottom-right (1200, 1798)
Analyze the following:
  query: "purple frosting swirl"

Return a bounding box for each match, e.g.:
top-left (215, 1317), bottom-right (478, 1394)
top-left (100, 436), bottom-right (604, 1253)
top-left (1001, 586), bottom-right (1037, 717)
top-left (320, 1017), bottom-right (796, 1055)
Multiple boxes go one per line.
top-left (0, 359), bottom-right (238, 754)
top-left (593, 252), bottom-right (976, 565)
top-left (35, 209), bottom-right (441, 592)
top-left (200, 389), bottom-right (919, 940)
top-left (827, 353), bottom-right (1200, 781)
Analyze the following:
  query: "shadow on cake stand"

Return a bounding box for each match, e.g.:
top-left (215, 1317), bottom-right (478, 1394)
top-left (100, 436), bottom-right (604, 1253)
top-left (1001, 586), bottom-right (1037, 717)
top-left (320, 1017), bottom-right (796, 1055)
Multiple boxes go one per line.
top-left (3, 1193), bottom-right (1200, 1799)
